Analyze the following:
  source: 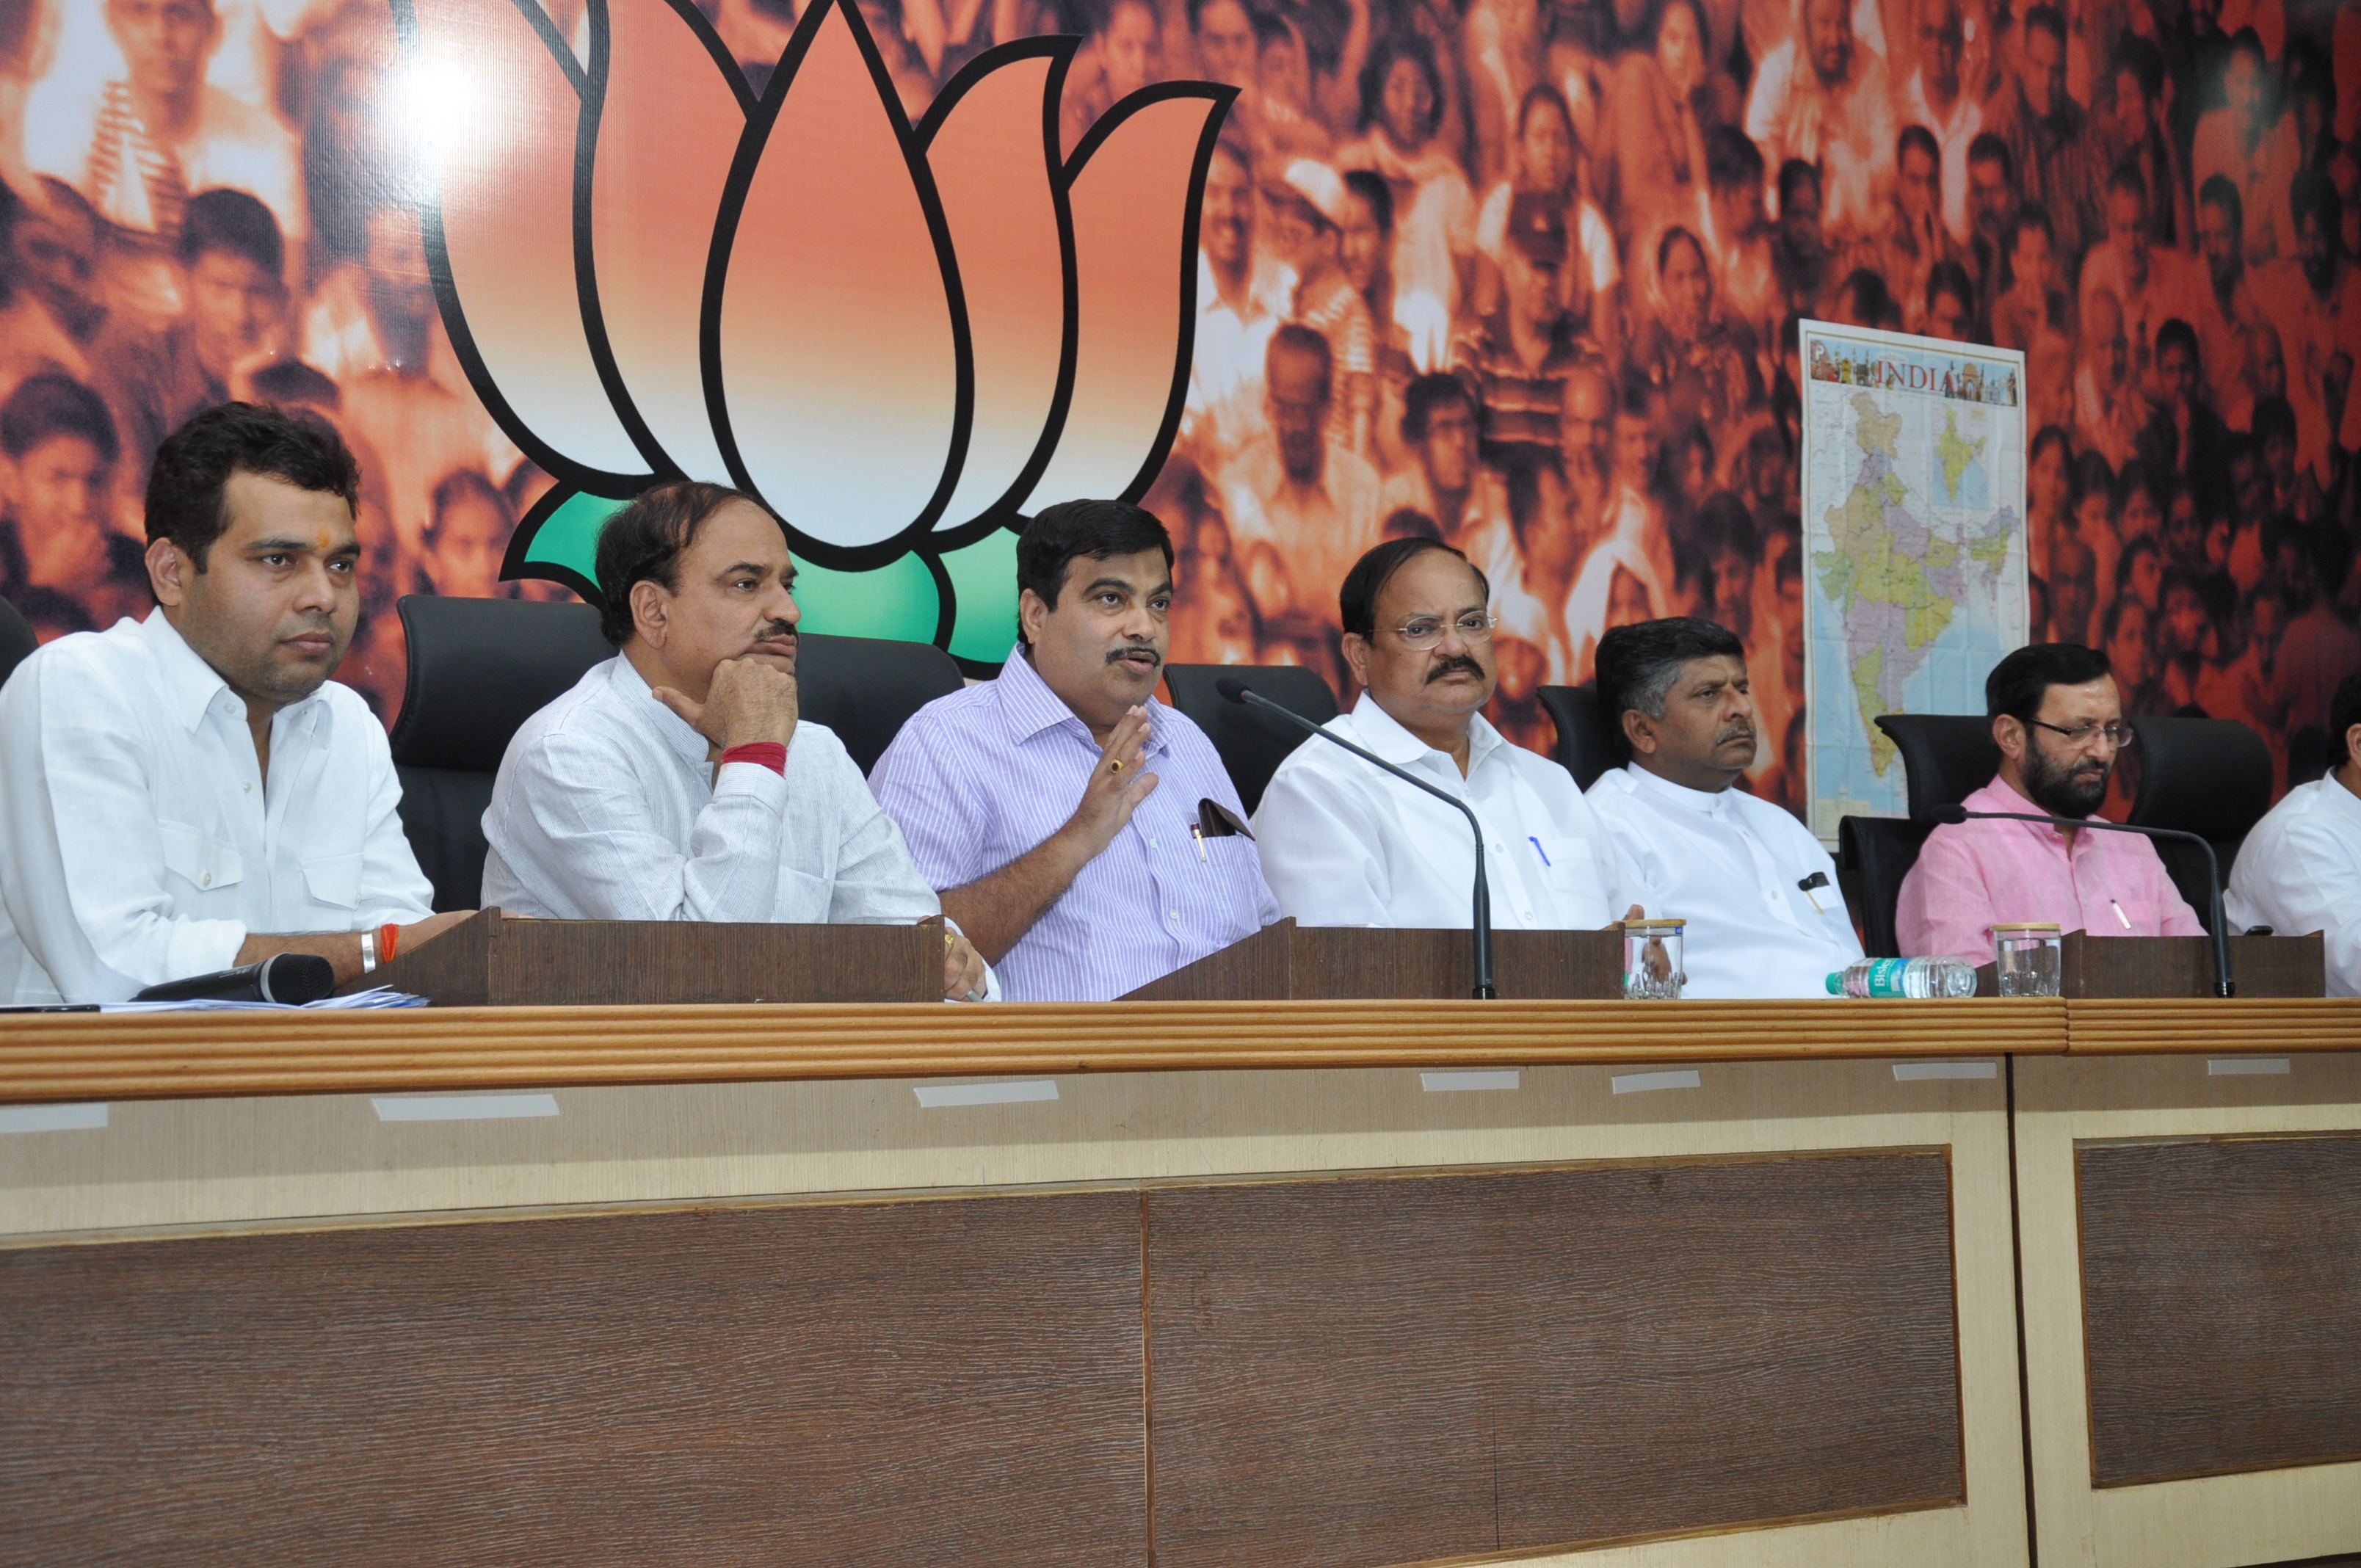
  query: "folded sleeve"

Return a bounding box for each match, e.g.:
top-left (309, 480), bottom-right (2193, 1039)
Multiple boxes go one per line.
top-left (0, 657), bottom-right (244, 1001)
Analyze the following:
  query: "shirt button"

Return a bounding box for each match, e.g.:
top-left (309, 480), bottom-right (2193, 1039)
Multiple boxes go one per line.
top-left (200, 871), bottom-right (211, 888)
top-left (242, 783), bottom-right (252, 793)
top-left (1148, 838), bottom-right (1157, 848)
top-left (1168, 910), bottom-right (1180, 919)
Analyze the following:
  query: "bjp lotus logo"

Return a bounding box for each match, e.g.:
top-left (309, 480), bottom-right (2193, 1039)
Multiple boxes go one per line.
top-left (394, 0), bottom-right (1230, 656)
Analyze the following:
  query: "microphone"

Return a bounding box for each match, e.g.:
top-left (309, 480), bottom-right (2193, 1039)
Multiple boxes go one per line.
top-left (1915, 803), bottom-right (2234, 997)
top-left (131, 951), bottom-right (338, 1006)
top-left (1217, 676), bottom-right (1495, 998)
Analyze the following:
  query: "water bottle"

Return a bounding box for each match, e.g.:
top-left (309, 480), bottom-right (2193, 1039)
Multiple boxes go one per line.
top-left (1826, 957), bottom-right (1979, 998)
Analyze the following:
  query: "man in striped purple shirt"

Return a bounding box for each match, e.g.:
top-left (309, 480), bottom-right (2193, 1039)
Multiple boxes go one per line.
top-left (870, 501), bottom-right (1279, 1001)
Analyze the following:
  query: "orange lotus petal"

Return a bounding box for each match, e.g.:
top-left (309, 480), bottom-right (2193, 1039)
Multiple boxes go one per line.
top-left (588, 0), bottom-right (748, 482)
top-left (919, 43), bottom-right (1071, 531)
top-left (713, 0), bottom-right (964, 553)
top-left (1022, 86), bottom-right (1231, 509)
top-left (397, 0), bottom-right (649, 484)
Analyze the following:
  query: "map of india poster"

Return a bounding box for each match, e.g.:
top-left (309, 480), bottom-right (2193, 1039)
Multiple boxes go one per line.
top-left (1802, 322), bottom-right (2030, 842)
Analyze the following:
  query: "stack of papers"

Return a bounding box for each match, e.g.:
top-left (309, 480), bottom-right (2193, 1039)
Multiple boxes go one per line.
top-left (100, 987), bottom-right (429, 1014)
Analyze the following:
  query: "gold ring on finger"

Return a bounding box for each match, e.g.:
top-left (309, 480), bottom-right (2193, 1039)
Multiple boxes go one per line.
top-left (1109, 758), bottom-right (1124, 773)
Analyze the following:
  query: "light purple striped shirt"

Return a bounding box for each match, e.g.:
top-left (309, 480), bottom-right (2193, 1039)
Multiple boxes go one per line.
top-left (869, 645), bottom-right (1279, 1001)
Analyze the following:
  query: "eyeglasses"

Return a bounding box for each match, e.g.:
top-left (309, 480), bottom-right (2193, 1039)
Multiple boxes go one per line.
top-left (2027, 718), bottom-right (2136, 750)
top-left (1392, 612), bottom-right (1496, 647)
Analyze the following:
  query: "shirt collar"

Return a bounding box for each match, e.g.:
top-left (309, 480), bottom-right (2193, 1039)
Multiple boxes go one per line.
top-left (1969, 774), bottom-right (2083, 851)
top-left (1623, 760), bottom-right (1736, 816)
top-left (992, 640), bottom-right (1172, 754)
top-left (139, 606), bottom-right (330, 736)
top-left (1346, 690), bottom-right (1504, 773)
top-left (607, 650), bottom-right (715, 768)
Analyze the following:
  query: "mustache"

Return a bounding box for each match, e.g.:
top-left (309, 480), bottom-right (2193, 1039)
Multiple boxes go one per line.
top-left (750, 621), bottom-right (797, 642)
top-left (1716, 722), bottom-right (1755, 745)
top-left (1106, 644), bottom-right (1161, 667)
top-left (1426, 655), bottom-right (1485, 683)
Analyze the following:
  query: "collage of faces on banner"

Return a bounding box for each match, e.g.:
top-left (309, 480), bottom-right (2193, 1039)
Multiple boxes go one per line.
top-left (0, 0), bottom-right (2354, 819)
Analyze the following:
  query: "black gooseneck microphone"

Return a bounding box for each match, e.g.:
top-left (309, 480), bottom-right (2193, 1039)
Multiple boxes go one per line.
top-left (1217, 676), bottom-right (1495, 998)
top-left (1915, 803), bottom-right (2234, 998)
top-left (131, 951), bottom-right (338, 1005)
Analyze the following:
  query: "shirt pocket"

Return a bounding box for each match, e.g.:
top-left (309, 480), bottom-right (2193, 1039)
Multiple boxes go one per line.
top-left (302, 853), bottom-right (366, 911)
top-left (158, 820), bottom-right (243, 895)
top-left (1528, 835), bottom-right (1597, 893)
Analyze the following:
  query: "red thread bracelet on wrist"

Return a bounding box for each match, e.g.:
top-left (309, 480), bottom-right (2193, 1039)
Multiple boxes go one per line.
top-left (377, 922), bottom-right (400, 965)
top-left (720, 742), bottom-right (788, 774)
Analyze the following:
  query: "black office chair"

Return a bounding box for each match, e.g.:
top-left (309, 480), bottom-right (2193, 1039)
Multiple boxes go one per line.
top-left (0, 596), bottom-right (37, 694)
top-left (1834, 816), bottom-right (1934, 958)
top-left (2126, 715), bottom-right (2274, 930)
top-left (1874, 713), bottom-right (2000, 817)
top-left (1536, 683), bottom-right (1622, 790)
top-left (1161, 663), bottom-right (1339, 814)
top-left (392, 596), bottom-right (969, 910)
top-left (391, 596), bottom-right (614, 910)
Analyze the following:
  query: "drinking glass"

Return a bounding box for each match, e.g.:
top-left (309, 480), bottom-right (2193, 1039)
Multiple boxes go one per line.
top-left (1992, 923), bottom-right (2063, 998)
top-left (1621, 919), bottom-right (1686, 1001)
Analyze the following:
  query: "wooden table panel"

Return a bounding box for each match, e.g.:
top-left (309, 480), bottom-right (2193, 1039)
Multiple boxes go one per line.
top-left (0, 1192), bottom-right (1146, 1568)
top-left (1145, 1153), bottom-right (1965, 1568)
top-left (2078, 1133), bottom-right (2361, 1487)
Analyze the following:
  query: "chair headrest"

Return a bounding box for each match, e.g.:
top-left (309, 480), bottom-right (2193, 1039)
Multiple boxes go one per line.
top-left (1161, 663), bottom-right (1340, 814)
top-left (390, 595), bottom-right (613, 771)
top-left (1536, 684), bottom-right (1621, 791)
top-left (2128, 716), bottom-right (2273, 841)
top-left (1874, 714), bottom-right (2000, 819)
top-left (793, 632), bottom-right (963, 774)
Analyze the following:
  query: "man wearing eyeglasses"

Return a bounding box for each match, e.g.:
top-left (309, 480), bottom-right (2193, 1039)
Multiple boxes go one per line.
top-left (1898, 642), bottom-right (2202, 963)
top-left (1252, 538), bottom-right (1636, 929)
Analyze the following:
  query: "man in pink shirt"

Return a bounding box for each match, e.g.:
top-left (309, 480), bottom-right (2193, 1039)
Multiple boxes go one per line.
top-left (1897, 643), bottom-right (2204, 963)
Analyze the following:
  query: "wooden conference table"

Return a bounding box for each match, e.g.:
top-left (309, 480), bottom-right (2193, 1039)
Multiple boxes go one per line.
top-left (0, 997), bottom-right (2355, 1568)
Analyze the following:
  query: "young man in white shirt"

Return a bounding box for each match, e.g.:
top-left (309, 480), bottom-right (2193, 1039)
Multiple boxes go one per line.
top-left (480, 480), bottom-right (990, 1002)
top-left (1584, 617), bottom-right (1862, 998)
top-left (1254, 537), bottom-right (1635, 929)
top-left (2227, 673), bottom-right (2361, 996)
top-left (0, 402), bottom-right (465, 1003)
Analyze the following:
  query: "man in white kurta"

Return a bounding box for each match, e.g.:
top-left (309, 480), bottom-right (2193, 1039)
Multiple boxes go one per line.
top-left (2226, 675), bottom-right (2361, 996)
top-left (1584, 617), bottom-right (1861, 998)
top-left (1254, 538), bottom-right (1631, 928)
top-left (478, 482), bottom-right (991, 1001)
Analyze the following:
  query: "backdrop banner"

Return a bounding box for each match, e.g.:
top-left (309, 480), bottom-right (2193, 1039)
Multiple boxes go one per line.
top-left (0, 0), bottom-right (2352, 818)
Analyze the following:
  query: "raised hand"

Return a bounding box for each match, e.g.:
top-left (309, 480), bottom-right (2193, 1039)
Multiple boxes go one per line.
top-left (1061, 705), bottom-right (1161, 859)
top-left (653, 656), bottom-right (799, 755)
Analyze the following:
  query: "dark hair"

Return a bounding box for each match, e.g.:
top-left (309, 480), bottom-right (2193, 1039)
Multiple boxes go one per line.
top-left (1926, 259), bottom-right (1976, 321)
top-left (1837, 266), bottom-right (1899, 329)
top-left (1656, 225), bottom-right (1706, 276)
top-left (428, 467), bottom-right (510, 542)
top-left (145, 402), bottom-right (360, 571)
top-left (1967, 131), bottom-right (2014, 182)
top-left (1987, 642), bottom-right (2111, 724)
top-left (2197, 173), bottom-right (2244, 232)
top-left (1705, 124), bottom-right (1763, 192)
top-left (1015, 498), bottom-right (1173, 645)
top-left (1267, 319), bottom-right (1332, 386)
top-left (1515, 83), bottom-right (1575, 142)
top-left (1380, 507), bottom-right (1443, 541)
top-left (1, 371), bottom-right (118, 464)
top-left (1777, 157), bottom-right (1821, 208)
top-left (2072, 449), bottom-right (2116, 506)
top-left (2023, 5), bottom-right (2066, 48)
top-left (2099, 592), bottom-right (2147, 645)
top-left (1675, 491), bottom-right (1758, 589)
top-left (1357, 33), bottom-right (1445, 142)
top-left (1898, 123), bottom-right (1940, 169)
top-left (177, 186), bottom-right (283, 275)
top-left (2155, 316), bottom-right (2199, 366)
top-left (1342, 167), bottom-right (1393, 235)
top-left (2111, 34), bottom-right (2163, 99)
top-left (2330, 672), bottom-right (2361, 767)
top-left (2291, 166), bottom-right (2342, 239)
top-left (2010, 201), bottom-right (2054, 252)
top-left (2251, 394), bottom-right (2297, 449)
top-left (2107, 158), bottom-right (2149, 206)
top-left (592, 479), bottom-right (771, 646)
top-left (1595, 617), bottom-right (1746, 757)
top-left (2031, 423), bottom-right (2071, 472)
top-left (1401, 371), bottom-right (1474, 442)
top-left (1338, 537), bottom-right (1485, 639)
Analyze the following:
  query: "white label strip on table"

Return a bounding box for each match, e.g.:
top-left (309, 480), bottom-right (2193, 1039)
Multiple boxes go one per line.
top-left (1611, 1068), bottom-right (1702, 1095)
top-left (371, 1094), bottom-right (562, 1122)
top-left (1893, 1061), bottom-right (1998, 1081)
top-left (1421, 1070), bottom-right (1520, 1093)
top-left (2206, 1058), bottom-right (2291, 1077)
top-left (913, 1080), bottom-right (1059, 1108)
top-left (0, 1102), bottom-right (108, 1134)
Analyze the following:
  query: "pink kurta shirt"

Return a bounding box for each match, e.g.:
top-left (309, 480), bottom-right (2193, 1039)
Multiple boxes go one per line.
top-left (1896, 777), bottom-right (2205, 964)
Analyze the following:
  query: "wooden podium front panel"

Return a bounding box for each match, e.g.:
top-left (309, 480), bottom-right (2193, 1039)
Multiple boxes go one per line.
top-left (1122, 921), bottom-right (1622, 1000)
top-left (0, 1192), bottom-right (1145, 1567)
top-left (1146, 1154), bottom-right (1962, 1568)
top-left (2077, 1134), bottom-right (2361, 1487)
top-left (2015, 1049), bottom-right (2361, 1568)
top-left (1973, 934), bottom-right (2326, 999)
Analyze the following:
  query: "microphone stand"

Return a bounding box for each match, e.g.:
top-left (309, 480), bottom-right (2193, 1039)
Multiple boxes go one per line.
top-left (1222, 681), bottom-right (1495, 998)
top-left (1922, 805), bottom-right (2235, 998)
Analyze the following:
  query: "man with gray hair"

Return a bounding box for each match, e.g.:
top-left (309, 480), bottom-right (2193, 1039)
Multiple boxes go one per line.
top-left (1584, 617), bottom-right (1861, 998)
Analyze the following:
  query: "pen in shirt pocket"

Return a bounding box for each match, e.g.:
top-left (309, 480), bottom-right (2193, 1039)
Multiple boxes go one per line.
top-left (1528, 835), bottom-right (1551, 866)
top-left (1193, 798), bottom-right (1252, 863)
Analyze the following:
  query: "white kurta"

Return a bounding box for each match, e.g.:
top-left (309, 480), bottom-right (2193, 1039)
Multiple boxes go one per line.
top-left (1585, 763), bottom-right (1863, 999)
top-left (482, 653), bottom-right (954, 932)
top-left (0, 610), bottom-right (434, 1003)
top-left (2226, 773), bottom-right (2361, 998)
top-left (1252, 693), bottom-right (1631, 929)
